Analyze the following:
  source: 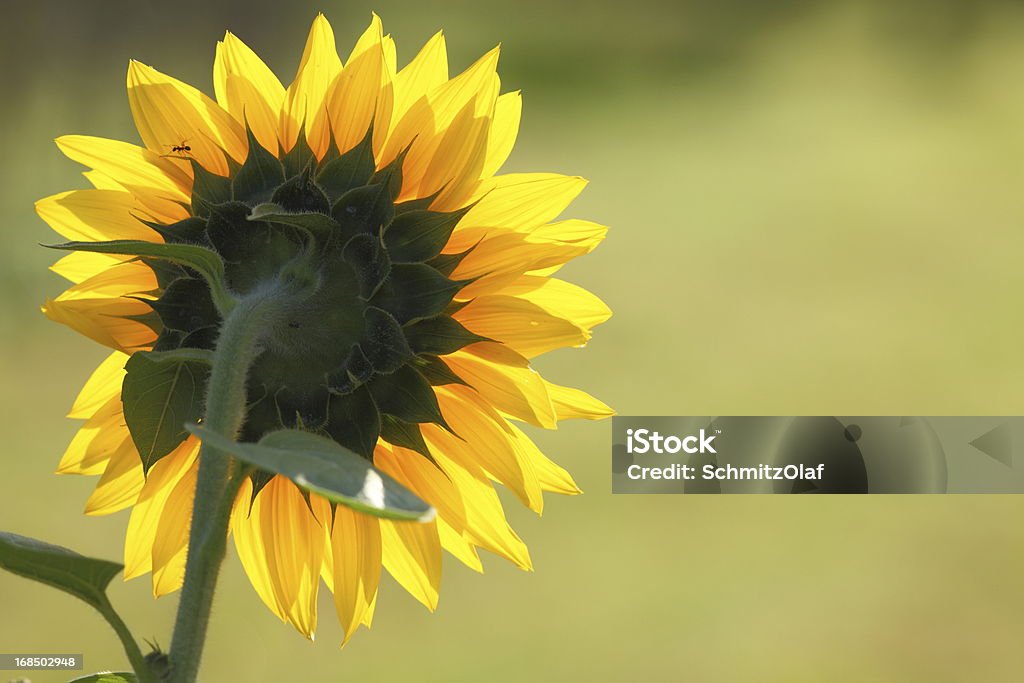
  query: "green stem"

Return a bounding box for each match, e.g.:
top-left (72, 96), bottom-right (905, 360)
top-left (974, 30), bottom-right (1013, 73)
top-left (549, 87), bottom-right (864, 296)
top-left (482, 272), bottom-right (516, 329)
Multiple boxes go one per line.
top-left (167, 292), bottom-right (286, 683)
top-left (98, 597), bottom-right (157, 683)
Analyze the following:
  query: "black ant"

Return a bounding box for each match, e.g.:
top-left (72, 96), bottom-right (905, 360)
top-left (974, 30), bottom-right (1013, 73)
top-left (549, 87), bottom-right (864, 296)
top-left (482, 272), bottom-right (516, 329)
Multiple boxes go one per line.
top-left (163, 140), bottom-right (192, 157)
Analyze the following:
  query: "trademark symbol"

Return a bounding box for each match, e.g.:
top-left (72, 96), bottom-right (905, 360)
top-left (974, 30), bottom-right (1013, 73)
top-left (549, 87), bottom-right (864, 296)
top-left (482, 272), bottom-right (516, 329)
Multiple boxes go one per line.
top-left (715, 429), bottom-right (722, 434)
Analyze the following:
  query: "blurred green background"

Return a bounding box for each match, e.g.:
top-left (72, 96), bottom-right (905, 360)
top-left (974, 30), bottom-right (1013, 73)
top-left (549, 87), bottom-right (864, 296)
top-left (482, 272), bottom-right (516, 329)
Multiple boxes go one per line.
top-left (2, 0), bottom-right (1023, 681)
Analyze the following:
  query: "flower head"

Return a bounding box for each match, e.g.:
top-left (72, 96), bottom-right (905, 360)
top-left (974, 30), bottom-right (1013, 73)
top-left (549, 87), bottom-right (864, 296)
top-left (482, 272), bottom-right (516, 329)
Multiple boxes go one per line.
top-left (39, 13), bottom-right (611, 642)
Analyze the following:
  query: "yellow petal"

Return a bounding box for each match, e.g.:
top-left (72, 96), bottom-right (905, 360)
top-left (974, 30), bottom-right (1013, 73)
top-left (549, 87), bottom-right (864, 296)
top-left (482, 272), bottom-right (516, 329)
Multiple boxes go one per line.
top-left (377, 444), bottom-right (483, 573)
top-left (83, 438), bottom-right (143, 516)
top-left (383, 46), bottom-right (498, 174)
top-left (43, 295), bottom-right (156, 354)
top-left (391, 31), bottom-right (448, 127)
top-left (330, 504), bottom-right (382, 645)
top-left (127, 60), bottom-right (246, 175)
top-left (327, 14), bottom-right (393, 158)
top-left (434, 386), bottom-right (543, 512)
top-left (214, 32), bottom-right (286, 153)
top-left (498, 276), bottom-right (612, 331)
top-left (436, 518), bottom-right (483, 572)
top-left (55, 135), bottom-right (191, 199)
top-left (380, 518), bottom-right (441, 611)
top-left (506, 422), bottom-right (582, 495)
top-left (280, 14), bottom-right (342, 157)
top-left (421, 92), bottom-right (494, 209)
top-left (256, 476), bottom-right (324, 638)
top-left (421, 426), bottom-right (532, 570)
top-left (151, 457), bottom-right (198, 596)
top-left (449, 230), bottom-right (594, 298)
top-left (481, 91), bottom-right (521, 179)
top-left (443, 343), bottom-right (557, 428)
top-left (455, 295), bottom-right (588, 358)
top-left (544, 380), bottom-right (615, 421)
top-left (58, 397), bottom-right (127, 475)
top-left (123, 438), bottom-right (199, 580)
top-left (51, 252), bottom-right (133, 285)
top-left (83, 170), bottom-right (125, 191)
top-left (459, 173), bottom-right (587, 232)
top-left (232, 478), bottom-right (286, 621)
top-left (68, 351), bottom-right (128, 419)
top-left (51, 259), bottom-right (156, 301)
top-left (36, 190), bottom-right (162, 242)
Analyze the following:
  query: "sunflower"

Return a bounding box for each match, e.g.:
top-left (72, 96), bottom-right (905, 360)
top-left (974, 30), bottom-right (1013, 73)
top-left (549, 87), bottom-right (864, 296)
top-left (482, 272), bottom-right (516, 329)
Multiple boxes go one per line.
top-left (39, 13), bottom-right (611, 644)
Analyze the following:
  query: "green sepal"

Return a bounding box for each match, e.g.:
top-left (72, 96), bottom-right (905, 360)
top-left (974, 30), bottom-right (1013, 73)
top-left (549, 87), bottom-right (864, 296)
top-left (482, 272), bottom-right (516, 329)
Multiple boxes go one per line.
top-left (368, 364), bottom-right (452, 432)
top-left (139, 216), bottom-right (209, 246)
top-left (343, 233), bottom-right (391, 298)
top-left (186, 425), bottom-right (435, 521)
top-left (370, 263), bottom-right (461, 324)
top-left (360, 306), bottom-right (412, 373)
top-left (394, 191), bottom-right (441, 215)
top-left (404, 314), bottom-right (489, 356)
top-left (46, 239), bottom-right (235, 315)
top-left (122, 307), bottom-right (164, 336)
top-left (187, 158), bottom-right (232, 214)
top-left (270, 165), bottom-right (331, 214)
top-left (281, 126), bottom-right (317, 178)
top-left (416, 354), bottom-right (470, 387)
top-left (149, 277), bottom-right (220, 333)
top-left (316, 124), bottom-right (376, 202)
top-left (331, 181), bottom-right (395, 239)
top-left (138, 257), bottom-right (188, 291)
top-left (325, 385), bottom-right (381, 459)
top-left (379, 415), bottom-right (441, 468)
top-left (69, 673), bottom-right (137, 682)
top-left (428, 245), bottom-right (475, 277)
top-left (248, 202), bottom-right (340, 236)
top-left (122, 348), bottom-right (212, 473)
top-left (232, 126), bottom-right (285, 205)
top-left (369, 146), bottom-right (407, 201)
top-left (0, 531), bottom-right (123, 613)
top-left (383, 206), bottom-right (471, 263)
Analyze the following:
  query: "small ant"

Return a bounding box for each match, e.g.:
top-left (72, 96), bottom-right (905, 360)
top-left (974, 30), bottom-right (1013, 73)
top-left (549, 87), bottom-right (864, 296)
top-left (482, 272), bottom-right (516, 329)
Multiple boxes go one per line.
top-left (163, 140), bottom-right (192, 157)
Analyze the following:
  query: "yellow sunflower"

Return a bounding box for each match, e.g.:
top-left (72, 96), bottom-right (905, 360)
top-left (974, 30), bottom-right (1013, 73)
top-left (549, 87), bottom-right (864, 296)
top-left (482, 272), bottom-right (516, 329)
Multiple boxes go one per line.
top-left (39, 13), bottom-right (611, 644)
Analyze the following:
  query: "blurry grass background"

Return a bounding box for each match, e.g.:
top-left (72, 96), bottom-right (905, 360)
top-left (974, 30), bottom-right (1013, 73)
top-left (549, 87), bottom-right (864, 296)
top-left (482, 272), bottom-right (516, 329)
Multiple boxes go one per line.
top-left (2, 0), bottom-right (1023, 681)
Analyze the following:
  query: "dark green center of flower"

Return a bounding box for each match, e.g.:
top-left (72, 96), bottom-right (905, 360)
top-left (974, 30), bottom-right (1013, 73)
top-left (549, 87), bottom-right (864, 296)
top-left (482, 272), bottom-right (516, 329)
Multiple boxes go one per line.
top-left (136, 127), bottom-right (483, 488)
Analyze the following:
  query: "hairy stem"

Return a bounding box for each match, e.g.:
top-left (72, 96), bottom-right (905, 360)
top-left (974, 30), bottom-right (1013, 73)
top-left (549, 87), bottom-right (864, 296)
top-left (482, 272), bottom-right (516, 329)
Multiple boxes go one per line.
top-left (167, 292), bottom-right (285, 683)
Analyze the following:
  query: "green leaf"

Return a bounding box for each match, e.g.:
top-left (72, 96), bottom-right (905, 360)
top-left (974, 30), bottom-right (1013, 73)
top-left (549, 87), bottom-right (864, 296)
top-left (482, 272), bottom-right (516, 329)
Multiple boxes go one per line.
top-left (186, 426), bottom-right (435, 521)
top-left (404, 314), bottom-right (489, 356)
top-left (232, 126), bottom-right (285, 205)
top-left (316, 125), bottom-right (376, 202)
top-left (248, 203), bottom-right (340, 236)
top-left (0, 531), bottom-right (122, 612)
top-left (383, 207), bottom-right (469, 263)
top-left (46, 239), bottom-right (235, 314)
top-left (69, 674), bottom-right (138, 683)
top-left (122, 349), bottom-right (212, 473)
